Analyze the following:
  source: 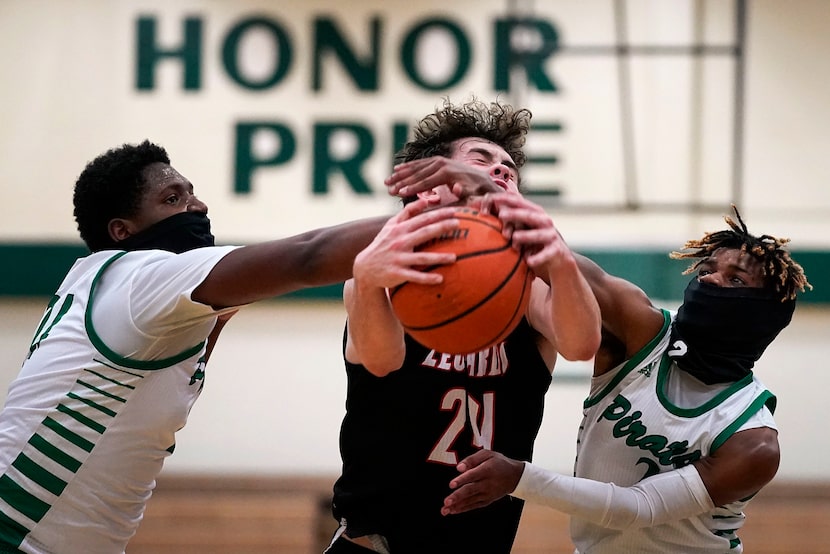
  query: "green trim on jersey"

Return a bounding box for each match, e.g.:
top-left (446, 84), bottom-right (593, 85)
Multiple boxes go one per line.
top-left (710, 390), bottom-right (777, 453)
top-left (583, 309), bottom-right (672, 409)
top-left (84, 252), bottom-right (206, 370)
top-left (656, 355), bottom-right (755, 417)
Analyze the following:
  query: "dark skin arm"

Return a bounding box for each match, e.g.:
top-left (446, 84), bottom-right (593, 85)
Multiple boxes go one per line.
top-left (203, 310), bottom-right (237, 363)
top-left (694, 426), bottom-right (780, 506)
top-left (192, 216), bottom-right (390, 359)
top-left (192, 216), bottom-right (385, 309)
top-left (192, 201), bottom-right (459, 309)
top-left (573, 253), bottom-right (664, 375)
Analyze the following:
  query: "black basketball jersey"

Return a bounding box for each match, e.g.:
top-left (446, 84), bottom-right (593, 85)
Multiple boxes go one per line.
top-left (332, 318), bottom-right (552, 553)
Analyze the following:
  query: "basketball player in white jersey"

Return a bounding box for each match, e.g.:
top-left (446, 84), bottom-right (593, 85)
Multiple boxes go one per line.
top-left (0, 140), bottom-right (461, 554)
top-left (430, 205), bottom-right (811, 553)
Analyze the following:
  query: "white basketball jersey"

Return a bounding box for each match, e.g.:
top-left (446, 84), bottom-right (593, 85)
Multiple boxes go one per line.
top-left (0, 246), bottom-right (235, 554)
top-left (573, 310), bottom-right (777, 553)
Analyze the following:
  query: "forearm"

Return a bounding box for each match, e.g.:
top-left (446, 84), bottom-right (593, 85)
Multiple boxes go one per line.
top-left (546, 256), bottom-right (601, 361)
top-left (194, 216), bottom-right (387, 308)
top-left (279, 216), bottom-right (390, 288)
top-left (345, 279), bottom-right (406, 376)
top-left (513, 463), bottom-right (714, 530)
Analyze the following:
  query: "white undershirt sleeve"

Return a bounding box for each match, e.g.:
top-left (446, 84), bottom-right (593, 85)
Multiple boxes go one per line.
top-left (512, 463), bottom-right (715, 530)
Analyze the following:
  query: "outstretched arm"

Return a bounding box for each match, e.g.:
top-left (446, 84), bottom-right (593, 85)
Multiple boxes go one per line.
top-left (192, 200), bottom-right (456, 310)
top-left (442, 427), bottom-right (778, 526)
top-left (192, 216), bottom-right (388, 309)
top-left (441, 450), bottom-right (713, 528)
top-left (344, 203), bottom-right (460, 376)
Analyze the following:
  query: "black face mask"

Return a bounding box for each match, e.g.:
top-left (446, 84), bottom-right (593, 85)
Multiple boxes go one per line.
top-left (668, 278), bottom-right (795, 384)
top-left (116, 211), bottom-right (215, 254)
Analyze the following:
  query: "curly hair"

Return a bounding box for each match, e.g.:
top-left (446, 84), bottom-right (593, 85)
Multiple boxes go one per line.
top-left (72, 140), bottom-right (170, 252)
top-left (670, 205), bottom-right (811, 301)
top-left (394, 97), bottom-right (532, 170)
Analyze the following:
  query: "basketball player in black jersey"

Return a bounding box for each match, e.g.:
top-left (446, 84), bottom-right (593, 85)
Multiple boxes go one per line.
top-left (325, 99), bottom-right (602, 553)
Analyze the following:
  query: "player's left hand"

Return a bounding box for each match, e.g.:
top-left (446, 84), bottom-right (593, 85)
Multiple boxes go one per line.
top-left (441, 449), bottom-right (525, 516)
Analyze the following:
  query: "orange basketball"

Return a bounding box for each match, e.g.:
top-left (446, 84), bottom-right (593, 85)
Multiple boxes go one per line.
top-left (389, 207), bottom-right (534, 354)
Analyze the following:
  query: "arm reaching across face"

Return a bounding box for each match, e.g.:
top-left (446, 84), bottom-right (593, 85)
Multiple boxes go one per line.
top-left (192, 199), bottom-right (456, 311)
top-left (192, 216), bottom-right (387, 309)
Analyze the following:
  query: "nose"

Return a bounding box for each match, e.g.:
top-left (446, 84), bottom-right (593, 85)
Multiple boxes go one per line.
top-left (188, 195), bottom-right (208, 214)
top-left (490, 164), bottom-right (513, 184)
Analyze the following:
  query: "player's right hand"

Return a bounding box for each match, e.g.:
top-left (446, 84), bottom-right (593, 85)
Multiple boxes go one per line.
top-left (441, 449), bottom-right (525, 516)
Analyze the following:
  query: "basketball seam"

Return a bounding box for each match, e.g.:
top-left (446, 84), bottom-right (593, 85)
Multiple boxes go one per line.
top-left (388, 244), bottom-right (514, 298)
top-left (402, 254), bottom-right (527, 332)
top-left (436, 264), bottom-right (532, 353)
top-left (453, 212), bottom-right (503, 233)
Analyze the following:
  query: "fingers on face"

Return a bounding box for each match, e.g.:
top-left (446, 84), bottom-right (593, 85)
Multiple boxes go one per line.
top-left (389, 159), bottom-right (454, 195)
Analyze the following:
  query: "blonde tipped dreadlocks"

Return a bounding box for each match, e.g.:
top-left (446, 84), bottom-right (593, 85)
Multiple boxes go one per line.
top-left (670, 205), bottom-right (811, 301)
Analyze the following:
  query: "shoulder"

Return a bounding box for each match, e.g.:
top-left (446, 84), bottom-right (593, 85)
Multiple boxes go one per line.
top-left (114, 246), bottom-right (239, 273)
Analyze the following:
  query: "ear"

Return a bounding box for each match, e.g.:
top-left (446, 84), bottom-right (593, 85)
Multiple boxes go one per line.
top-left (108, 219), bottom-right (133, 243)
top-left (417, 189), bottom-right (441, 202)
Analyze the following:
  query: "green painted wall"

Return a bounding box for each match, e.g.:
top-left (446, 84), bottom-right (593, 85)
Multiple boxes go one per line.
top-left (1, 244), bottom-right (826, 302)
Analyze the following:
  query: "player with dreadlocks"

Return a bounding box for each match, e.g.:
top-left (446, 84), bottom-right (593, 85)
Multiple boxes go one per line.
top-left (671, 204), bottom-right (810, 301)
top-left (431, 204), bottom-right (811, 553)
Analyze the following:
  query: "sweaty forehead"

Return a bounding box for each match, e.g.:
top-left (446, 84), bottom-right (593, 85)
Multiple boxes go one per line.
top-left (142, 162), bottom-right (187, 188)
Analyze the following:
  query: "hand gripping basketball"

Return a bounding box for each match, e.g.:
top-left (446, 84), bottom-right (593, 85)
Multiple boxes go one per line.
top-left (389, 207), bottom-right (533, 354)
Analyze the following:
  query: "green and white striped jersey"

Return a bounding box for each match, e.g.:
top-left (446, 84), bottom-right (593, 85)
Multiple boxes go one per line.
top-left (0, 246), bottom-right (236, 554)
